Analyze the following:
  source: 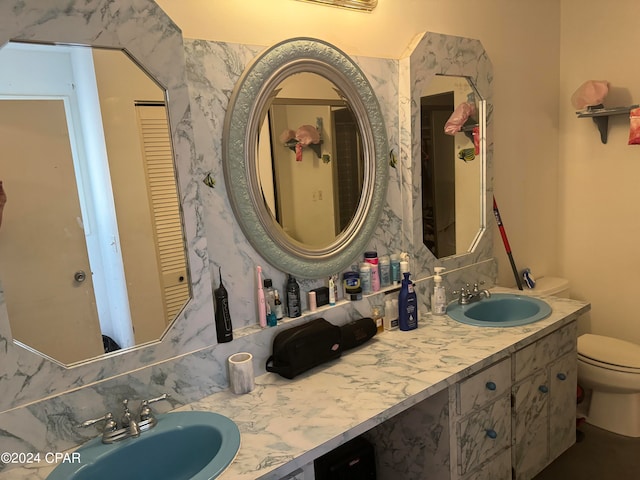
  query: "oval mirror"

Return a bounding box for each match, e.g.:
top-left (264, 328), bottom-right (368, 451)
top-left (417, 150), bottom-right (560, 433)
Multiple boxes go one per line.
top-left (223, 38), bottom-right (388, 279)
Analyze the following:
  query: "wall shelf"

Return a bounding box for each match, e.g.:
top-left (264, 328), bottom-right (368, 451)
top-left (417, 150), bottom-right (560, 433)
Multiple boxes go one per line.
top-left (576, 103), bottom-right (639, 144)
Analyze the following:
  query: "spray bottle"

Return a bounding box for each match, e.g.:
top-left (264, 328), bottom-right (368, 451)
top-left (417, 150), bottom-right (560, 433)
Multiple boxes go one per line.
top-left (431, 267), bottom-right (447, 315)
top-left (214, 267), bottom-right (233, 343)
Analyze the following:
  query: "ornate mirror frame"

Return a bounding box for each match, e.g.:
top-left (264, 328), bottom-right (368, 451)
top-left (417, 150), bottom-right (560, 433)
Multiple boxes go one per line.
top-left (0, 0), bottom-right (214, 411)
top-left (223, 37), bottom-right (389, 279)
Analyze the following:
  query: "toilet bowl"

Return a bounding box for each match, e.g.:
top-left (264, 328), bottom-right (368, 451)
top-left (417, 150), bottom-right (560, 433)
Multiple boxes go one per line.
top-left (577, 333), bottom-right (640, 437)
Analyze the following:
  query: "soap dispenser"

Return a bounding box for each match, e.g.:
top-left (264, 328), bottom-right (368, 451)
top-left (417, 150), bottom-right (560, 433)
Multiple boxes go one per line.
top-left (431, 267), bottom-right (447, 316)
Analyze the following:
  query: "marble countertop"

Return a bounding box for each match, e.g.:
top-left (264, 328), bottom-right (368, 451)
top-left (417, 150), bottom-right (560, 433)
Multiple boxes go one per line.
top-left (1, 291), bottom-right (590, 480)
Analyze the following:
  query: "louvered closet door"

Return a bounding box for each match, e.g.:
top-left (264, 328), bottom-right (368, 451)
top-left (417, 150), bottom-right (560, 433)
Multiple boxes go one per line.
top-left (136, 104), bottom-right (190, 324)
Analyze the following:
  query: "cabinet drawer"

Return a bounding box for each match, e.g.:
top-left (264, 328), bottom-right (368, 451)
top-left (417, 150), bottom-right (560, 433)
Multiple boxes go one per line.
top-left (456, 394), bottom-right (511, 475)
top-left (514, 322), bottom-right (577, 381)
top-left (456, 357), bottom-right (511, 415)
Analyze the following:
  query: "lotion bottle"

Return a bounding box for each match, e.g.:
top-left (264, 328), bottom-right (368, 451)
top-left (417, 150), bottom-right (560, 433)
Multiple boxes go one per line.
top-left (214, 267), bottom-right (233, 343)
top-left (398, 271), bottom-right (418, 331)
top-left (431, 267), bottom-right (447, 315)
top-left (286, 274), bottom-right (301, 318)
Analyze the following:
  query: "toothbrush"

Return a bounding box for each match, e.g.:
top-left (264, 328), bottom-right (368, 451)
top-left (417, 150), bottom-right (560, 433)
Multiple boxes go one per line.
top-left (257, 266), bottom-right (267, 328)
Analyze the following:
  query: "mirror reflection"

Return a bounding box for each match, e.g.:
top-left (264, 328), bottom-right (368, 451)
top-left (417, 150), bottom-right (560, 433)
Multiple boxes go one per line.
top-left (257, 72), bottom-right (364, 248)
top-left (0, 42), bottom-right (190, 365)
top-left (421, 74), bottom-right (483, 258)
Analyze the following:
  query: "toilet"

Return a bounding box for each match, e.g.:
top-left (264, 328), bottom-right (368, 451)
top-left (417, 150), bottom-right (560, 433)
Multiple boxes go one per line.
top-left (515, 276), bottom-right (570, 299)
top-left (577, 334), bottom-right (640, 437)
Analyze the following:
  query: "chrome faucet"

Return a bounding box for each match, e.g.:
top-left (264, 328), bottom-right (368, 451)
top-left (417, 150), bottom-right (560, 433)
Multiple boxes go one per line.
top-left (80, 393), bottom-right (170, 444)
top-left (455, 283), bottom-right (491, 305)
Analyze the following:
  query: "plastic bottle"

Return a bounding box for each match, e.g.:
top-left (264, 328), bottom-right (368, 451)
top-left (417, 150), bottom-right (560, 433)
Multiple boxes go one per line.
top-left (286, 274), bottom-right (301, 318)
top-left (364, 251), bottom-right (380, 292)
top-left (263, 278), bottom-right (276, 314)
top-left (359, 262), bottom-right (372, 294)
top-left (399, 252), bottom-right (410, 276)
top-left (328, 275), bottom-right (337, 305)
top-left (379, 255), bottom-right (391, 288)
top-left (398, 271), bottom-right (418, 331)
top-left (372, 306), bottom-right (384, 334)
top-left (273, 289), bottom-right (284, 320)
top-left (213, 267), bottom-right (233, 343)
top-left (390, 254), bottom-right (401, 285)
top-left (257, 266), bottom-right (267, 328)
top-left (431, 267), bottom-right (447, 315)
top-left (384, 298), bottom-right (399, 330)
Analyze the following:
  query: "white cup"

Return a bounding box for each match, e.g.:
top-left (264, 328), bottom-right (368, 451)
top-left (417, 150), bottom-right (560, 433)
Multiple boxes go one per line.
top-left (228, 352), bottom-right (255, 394)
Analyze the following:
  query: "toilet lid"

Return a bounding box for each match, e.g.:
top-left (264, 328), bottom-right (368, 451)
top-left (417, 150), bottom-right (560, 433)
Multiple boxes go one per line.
top-left (578, 334), bottom-right (640, 369)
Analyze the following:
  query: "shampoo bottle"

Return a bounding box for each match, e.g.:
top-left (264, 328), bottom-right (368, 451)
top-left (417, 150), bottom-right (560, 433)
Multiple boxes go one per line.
top-left (214, 267), bottom-right (233, 343)
top-left (431, 267), bottom-right (447, 315)
top-left (398, 271), bottom-right (418, 331)
top-left (286, 274), bottom-right (301, 318)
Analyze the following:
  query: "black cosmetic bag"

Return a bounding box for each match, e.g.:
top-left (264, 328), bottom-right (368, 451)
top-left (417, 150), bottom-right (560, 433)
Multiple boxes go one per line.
top-left (266, 318), bottom-right (342, 379)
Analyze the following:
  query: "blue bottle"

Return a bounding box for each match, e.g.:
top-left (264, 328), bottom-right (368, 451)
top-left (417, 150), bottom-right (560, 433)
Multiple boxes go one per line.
top-left (398, 272), bottom-right (418, 331)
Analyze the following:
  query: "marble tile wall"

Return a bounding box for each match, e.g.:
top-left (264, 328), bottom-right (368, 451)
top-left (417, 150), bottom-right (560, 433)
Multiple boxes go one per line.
top-left (0, 0), bottom-right (495, 472)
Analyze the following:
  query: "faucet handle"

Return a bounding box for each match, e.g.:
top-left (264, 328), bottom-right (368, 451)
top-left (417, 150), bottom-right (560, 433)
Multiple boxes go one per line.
top-left (80, 412), bottom-right (117, 432)
top-left (139, 393), bottom-right (170, 421)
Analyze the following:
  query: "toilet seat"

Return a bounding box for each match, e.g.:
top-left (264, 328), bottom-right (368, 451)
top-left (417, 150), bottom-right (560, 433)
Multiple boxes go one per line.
top-left (578, 334), bottom-right (640, 372)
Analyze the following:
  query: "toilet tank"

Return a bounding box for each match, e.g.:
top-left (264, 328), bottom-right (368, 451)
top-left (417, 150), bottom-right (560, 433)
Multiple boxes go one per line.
top-left (519, 276), bottom-right (570, 298)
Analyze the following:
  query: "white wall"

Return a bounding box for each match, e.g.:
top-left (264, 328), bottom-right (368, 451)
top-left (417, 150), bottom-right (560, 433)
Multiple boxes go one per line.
top-left (560, 0), bottom-right (640, 343)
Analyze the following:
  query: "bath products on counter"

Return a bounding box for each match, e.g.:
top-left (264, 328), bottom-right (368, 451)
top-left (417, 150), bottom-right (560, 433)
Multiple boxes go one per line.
top-left (390, 254), bottom-right (401, 285)
top-left (273, 289), bottom-right (284, 320)
top-left (286, 274), bottom-right (301, 318)
top-left (263, 278), bottom-right (276, 314)
top-left (431, 267), bottom-right (447, 316)
top-left (329, 275), bottom-right (338, 305)
top-left (379, 255), bottom-right (391, 288)
top-left (371, 306), bottom-right (384, 334)
top-left (257, 266), bottom-right (267, 328)
top-left (364, 251), bottom-right (380, 292)
top-left (398, 271), bottom-right (418, 331)
top-left (384, 298), bottom-right (399, 330)
top-left (359, 262), bottom-right (372, 294)
top-left (214, 267), bottom-right (233, 343)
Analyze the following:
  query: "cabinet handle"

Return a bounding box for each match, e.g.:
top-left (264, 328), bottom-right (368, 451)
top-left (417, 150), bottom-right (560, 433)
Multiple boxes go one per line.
top-left (485, 381), bottom-right (497, 391)
top-left (557, 373), bottom-right (567, 381)
top-left (486, 429), bottom-right (497, 439)
top-left (538, 385), bottom-right (549, 394)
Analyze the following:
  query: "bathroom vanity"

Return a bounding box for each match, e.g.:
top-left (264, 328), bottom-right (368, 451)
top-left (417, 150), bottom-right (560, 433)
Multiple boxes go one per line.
top-left (0, 292), bottom-right (588, 480)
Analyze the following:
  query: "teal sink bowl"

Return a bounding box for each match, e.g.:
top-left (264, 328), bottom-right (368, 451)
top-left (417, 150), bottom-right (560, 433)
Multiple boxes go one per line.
top-left (446, 293), bottom-right (551, 327)
top-left (47, 411), bottom-right (240, 480)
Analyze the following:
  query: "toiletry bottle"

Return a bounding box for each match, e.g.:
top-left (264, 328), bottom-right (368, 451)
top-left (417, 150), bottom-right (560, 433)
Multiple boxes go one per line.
top-left (264, 278), bottom-right (276, 314)
top-left (273, 289), bottom-right (284, 320)
top-left (399, 252), bottom-right (410, 276)
top-left (257, 266), bottom-right (267, 328)
top-left (384, 298), bottom-right (399, 330)
top-left (431, 267), bottom-right (447, 316)
top-left (372, 306), bottom-right (384, 334)
top-left (214, 267), bottom-right (233, 343)
top-left (379, 255), bottom-right (391, 288)
top-left (328, 275), bottom-right (337, 305)
top-left (390, 254), bottom-right (401, 285)
top-left (286, 274), bottom-right (301, 318)
top-left (364, 251), bottom-right (380, 292)
top-left (398, 271), bottom-right (418, 331)
top-left (359, 262), bottom-right (372, 295)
